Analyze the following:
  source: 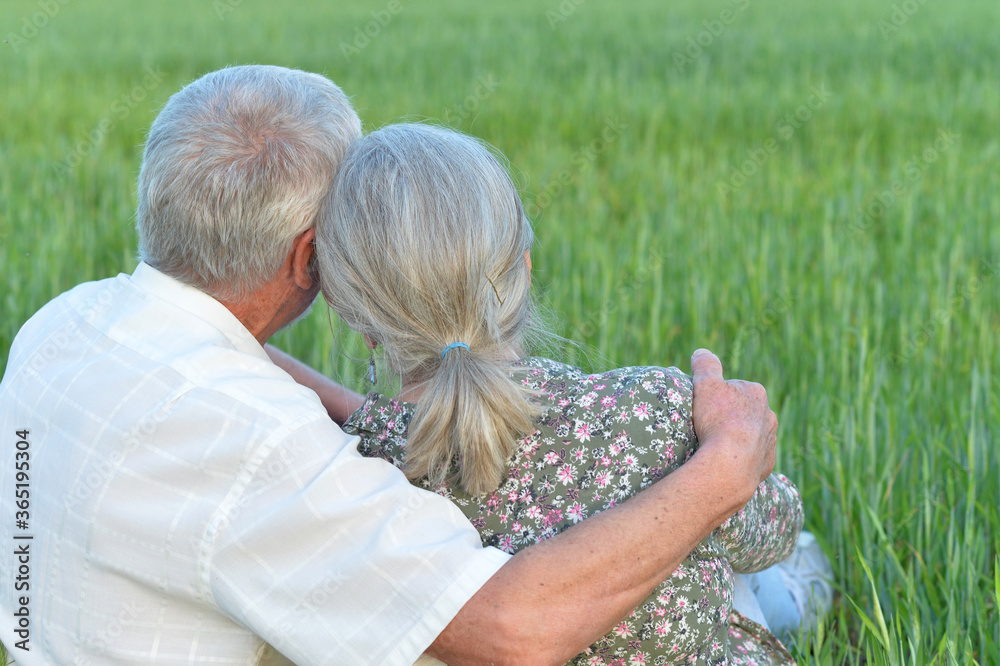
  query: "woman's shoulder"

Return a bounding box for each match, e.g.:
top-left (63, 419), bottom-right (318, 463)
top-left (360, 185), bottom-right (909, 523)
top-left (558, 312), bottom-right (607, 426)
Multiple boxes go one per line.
top-left (342, 391), bottom-right (414, 468)
top-left (514, 357), bottom-right (693, 408)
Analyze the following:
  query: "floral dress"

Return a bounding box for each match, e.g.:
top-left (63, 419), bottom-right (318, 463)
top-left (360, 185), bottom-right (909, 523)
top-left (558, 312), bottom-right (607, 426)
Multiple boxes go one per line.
top-left (343, 358), bottom-right (802, 665)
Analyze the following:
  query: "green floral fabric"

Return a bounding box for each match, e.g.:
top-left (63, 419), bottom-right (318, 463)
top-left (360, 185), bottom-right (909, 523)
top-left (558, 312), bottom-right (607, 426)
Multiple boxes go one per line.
top-left (343, 357), bottom-right (802, 665)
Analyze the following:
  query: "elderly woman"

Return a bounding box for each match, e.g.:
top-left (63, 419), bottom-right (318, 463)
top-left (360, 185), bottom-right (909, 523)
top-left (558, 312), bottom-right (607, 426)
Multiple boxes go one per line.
top-left (316, 123), bottom-right (820, 664)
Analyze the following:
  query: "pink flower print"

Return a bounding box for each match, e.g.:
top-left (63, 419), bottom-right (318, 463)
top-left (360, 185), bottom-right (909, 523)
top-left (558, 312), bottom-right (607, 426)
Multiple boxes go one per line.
top-left (567, 502), bottom-right (586, 523)
top-left (508, 490), bottom-right (518, 501)
top-left (628, 653), bottom-right (647, 665)
top-left (634, 402), bottom-right (651, 421)
top-left (666, 388), bottom-right (682, 405)
top-left (600, 455), bottom-right (612, 467)
top-left (613, 621), bottom-right (633, 638)
top-left (525, 506), bottom-right (543, 520)
top-left (601, 395), bottom-right (617, 410)
top-left (543, 451), bottom-right (560, 465)
top-left (558, 398), bottom-right (570, 408)
top-left (543, 508), bottom-right (563, 526)
top-left (573, 421), bottom-right (593, 442)
top-left (512, 521), bottom-right (522, 532)
top-left (595, 383), bottom-right (606, 390)
top-left (497, 534), bottom-right (514, 553)
top-left (572, 448), bottom-right (586, 461)
top-left (655, 621), bottom-right (669, 636)
top-left (386, 420), bottom-right (395, 430)
top-left (670, 411), bottom-right (681, 423)
top-left (609, 442), bottom-right (623, 456)
top-left (579, 392), bottom-right (597, 408)
top-left (557, 464), bottom-right (576, 485)
top-left (595, 471), bottom-right (611, 488)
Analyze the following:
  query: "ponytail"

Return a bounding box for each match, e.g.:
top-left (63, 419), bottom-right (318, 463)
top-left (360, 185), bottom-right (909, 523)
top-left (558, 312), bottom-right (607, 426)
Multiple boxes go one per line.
top-left (405, 347), bottom-right (539, 495)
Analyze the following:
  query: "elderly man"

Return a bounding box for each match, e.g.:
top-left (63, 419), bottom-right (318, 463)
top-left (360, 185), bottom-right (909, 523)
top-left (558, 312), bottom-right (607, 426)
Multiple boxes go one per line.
top-left (0, 65), bottom-right (777, 665)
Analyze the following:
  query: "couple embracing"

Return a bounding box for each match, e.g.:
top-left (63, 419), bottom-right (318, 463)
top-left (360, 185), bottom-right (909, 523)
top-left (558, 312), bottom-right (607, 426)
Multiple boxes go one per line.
top-left (0, 65), bottom-right (830, 664)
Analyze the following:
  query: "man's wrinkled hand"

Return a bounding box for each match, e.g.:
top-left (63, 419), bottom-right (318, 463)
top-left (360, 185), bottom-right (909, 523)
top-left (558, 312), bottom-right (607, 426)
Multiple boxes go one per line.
top-left (689, 348), bottom-right (777, 496)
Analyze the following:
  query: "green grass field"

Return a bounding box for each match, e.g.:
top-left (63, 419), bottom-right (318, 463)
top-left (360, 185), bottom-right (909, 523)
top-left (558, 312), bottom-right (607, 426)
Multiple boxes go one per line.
top-left (2, 0), bottom-right (998, 663)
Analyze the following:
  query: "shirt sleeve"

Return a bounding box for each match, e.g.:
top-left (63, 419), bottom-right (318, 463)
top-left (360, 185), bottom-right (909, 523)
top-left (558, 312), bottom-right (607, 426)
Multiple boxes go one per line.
top-left (205, 417), bottom-right (510, 666)
top-left (715, 472), bottom-right (804, 573)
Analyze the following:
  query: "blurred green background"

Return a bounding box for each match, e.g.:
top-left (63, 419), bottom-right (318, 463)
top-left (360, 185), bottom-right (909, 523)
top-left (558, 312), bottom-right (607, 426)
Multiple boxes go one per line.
top-left (1, 0), bottom-right (998, 663)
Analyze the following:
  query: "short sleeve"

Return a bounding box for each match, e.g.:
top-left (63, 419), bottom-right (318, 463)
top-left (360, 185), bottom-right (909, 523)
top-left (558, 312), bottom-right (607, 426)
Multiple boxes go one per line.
top-left (207, 417), bottom-right (510, 666)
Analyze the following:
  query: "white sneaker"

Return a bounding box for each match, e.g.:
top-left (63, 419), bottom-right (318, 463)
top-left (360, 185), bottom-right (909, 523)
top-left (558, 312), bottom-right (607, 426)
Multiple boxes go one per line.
top-left (775, 531), bottom-right (834, 634)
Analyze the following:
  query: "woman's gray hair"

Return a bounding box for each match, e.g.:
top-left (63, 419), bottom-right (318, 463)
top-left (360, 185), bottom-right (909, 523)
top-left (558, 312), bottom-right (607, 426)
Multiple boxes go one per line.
top-left (137, 65), bottom-right (361, 301)
top-left (317, 123), bottom-right (540, 496)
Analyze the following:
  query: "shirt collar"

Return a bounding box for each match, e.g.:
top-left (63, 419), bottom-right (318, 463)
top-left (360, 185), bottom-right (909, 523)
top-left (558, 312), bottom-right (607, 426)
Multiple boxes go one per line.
top-left (129, 262), bottom-right (270, 362)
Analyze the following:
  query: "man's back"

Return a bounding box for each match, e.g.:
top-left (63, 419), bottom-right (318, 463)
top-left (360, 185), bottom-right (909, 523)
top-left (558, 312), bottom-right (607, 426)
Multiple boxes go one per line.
top-left (0, 264), bottom-right (508, 664)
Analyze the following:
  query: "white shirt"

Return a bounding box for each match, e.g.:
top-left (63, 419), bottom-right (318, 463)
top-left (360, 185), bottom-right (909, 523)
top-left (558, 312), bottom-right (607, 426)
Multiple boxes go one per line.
top-left (0, 263), bottom-right (509, 665)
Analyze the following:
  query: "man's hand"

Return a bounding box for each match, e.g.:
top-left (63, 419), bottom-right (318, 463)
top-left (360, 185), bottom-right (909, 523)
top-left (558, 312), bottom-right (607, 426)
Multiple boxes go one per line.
top-left (690, 348), bottom-right (777, 511)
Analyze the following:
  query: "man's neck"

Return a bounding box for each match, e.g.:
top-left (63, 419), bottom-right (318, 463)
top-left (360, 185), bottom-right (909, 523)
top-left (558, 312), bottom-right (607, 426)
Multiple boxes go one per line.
top-left (220, 279), bottom-right (308, 346)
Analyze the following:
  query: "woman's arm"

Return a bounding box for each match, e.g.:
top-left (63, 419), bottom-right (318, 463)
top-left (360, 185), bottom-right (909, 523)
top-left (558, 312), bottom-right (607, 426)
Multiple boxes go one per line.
top-left (427, 349), bottom-right (780, 665)
top-left (265, 344), bottom-right (366, 425)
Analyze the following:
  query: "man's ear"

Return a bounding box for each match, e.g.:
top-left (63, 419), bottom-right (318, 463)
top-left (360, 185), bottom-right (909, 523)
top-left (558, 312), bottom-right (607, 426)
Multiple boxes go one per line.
top-left (290, 227), bottom-right (317, 290)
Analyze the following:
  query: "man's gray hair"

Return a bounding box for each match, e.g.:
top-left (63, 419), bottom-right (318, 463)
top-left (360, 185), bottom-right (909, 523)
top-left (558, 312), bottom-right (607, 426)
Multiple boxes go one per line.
top-left (137, 65), bottom-right (361, 301)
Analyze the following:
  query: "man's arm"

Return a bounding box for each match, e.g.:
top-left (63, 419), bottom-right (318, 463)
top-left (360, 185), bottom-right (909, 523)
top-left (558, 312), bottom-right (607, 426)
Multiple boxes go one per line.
top-left (264, 344), bottom-right (365, 425)
top-left (268, 345), bottom-right (776, 665)
top-left (428, 349), bottom-right (778, 665)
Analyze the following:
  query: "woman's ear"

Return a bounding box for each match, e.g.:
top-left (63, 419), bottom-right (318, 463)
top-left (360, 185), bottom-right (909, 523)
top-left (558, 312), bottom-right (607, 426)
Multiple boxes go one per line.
top-left (524, 250), bottom-right (532, 272)
top-left (363, 333), bottom-right (378, 350)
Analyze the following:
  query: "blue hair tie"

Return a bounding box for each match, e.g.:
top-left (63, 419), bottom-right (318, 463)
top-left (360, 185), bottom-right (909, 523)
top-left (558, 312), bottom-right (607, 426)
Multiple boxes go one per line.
top-left (441, 342), bottom-right (470, 358)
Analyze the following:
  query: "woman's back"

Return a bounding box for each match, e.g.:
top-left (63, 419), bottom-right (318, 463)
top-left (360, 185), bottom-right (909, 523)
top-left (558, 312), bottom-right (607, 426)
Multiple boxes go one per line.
top-left (345, 357), bottom-right (801, 664)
